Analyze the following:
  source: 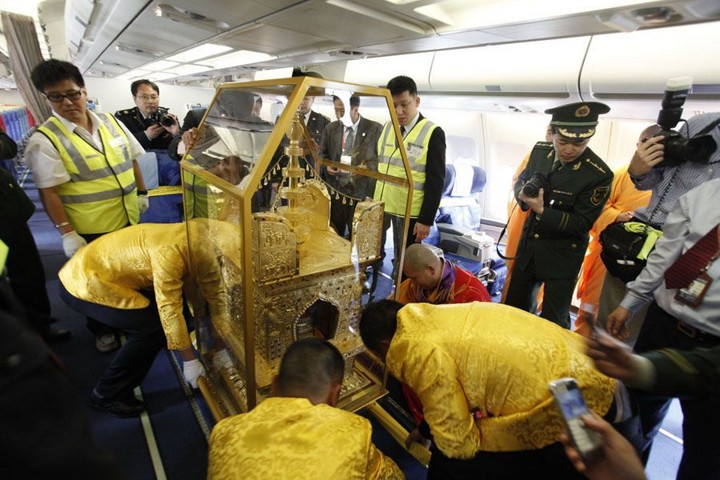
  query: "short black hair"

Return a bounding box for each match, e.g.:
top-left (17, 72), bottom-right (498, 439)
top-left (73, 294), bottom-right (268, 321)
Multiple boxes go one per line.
top-left (350, 95), bottom-right (360, 108)
top-left (359, 300), bottom-right (402, 353)
top-left (386, 75), bottom-right (417, 97)
top-left (131, 79), bottom-right (159, 96)
top-left (332, 95), bottom-right (341, 103)
top-left (30, 59), bottom-right (85, 92)
top-left (277, 338), bottom-right (344, 398)
top-left (254, 95), bottom-right (263, 107)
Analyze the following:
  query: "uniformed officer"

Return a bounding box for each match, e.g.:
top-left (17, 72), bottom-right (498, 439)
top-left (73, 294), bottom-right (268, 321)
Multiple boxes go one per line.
top-left (504, 102), bottom-right (613, 328)
top-left (114, 79), bottom-right (180, 150)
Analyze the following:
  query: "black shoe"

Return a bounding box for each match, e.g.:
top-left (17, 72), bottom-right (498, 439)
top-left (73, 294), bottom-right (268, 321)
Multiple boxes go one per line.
top-left (40, 327), bottom-right (72, 343)
top-left (90, 392), bottom-right (145, 418)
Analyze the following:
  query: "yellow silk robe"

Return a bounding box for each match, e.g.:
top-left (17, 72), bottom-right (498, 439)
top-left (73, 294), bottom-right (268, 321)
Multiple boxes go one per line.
top-left (387, 302), bottom-right (616, 458)
top-left (207, 397), bottom-right (404, 480)
top-left (58, 222), bottom-right (229, 350)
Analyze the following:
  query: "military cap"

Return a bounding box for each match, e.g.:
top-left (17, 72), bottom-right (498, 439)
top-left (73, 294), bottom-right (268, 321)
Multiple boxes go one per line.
top-left (546, 102), bottom-right (610, 139)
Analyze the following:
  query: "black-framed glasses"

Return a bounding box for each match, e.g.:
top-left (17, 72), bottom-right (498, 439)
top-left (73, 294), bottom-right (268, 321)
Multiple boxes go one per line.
top-left (45, 89), bottom-right (84, 103)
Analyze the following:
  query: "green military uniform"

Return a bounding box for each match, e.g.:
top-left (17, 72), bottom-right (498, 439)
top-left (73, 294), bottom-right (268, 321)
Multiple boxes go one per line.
top-left (641, 346), bottom-right (720, 398)
top-left (505, 102), bottom-right (613, 328)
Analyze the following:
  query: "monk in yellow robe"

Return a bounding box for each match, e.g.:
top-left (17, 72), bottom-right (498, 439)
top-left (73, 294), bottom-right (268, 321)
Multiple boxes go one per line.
top-left (574, 166), bottom-right (650, 337)
top-left (360, 301), bottom-right (638, 480)
top-left (58, 221), bottom-right (233, 417)
top-left (207, 338), bottom-right (403, 480)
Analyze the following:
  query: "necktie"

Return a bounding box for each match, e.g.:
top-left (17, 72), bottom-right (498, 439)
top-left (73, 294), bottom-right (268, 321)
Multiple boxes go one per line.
top-left (664, 224), bottom-right (720, 289)
top-left (400, 126), bottom-right (406, 137)
top-left (343, 127), bottom-right (355, 154)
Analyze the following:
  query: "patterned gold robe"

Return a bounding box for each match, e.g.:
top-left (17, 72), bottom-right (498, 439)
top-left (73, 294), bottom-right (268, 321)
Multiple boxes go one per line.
top-left (207, 397), bottom-right (404, 480)
top-left (387, 302), bottom-right (616, 458)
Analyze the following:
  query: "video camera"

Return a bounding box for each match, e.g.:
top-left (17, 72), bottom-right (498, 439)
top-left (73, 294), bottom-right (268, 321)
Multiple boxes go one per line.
top-left (655, 77), bottom-right (717, 168)
top-left (147, 107), bottom-right (175, 127)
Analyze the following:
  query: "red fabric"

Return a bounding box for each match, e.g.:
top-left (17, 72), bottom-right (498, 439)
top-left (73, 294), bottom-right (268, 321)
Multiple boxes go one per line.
top-left (451, 265), bottom-right (492, 303)
top-left (664, 224), bottom-right (720, 289)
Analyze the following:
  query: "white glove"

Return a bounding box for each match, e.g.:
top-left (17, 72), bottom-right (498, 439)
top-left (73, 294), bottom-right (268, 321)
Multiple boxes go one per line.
top-left (138, 194), bottom-right (150, 214)
top-left (183, 359), bottom-right (205, 388)
top-left (212, 349), bottom-right (234, 370)
top-left (61, 230), bottom-right (87, 258)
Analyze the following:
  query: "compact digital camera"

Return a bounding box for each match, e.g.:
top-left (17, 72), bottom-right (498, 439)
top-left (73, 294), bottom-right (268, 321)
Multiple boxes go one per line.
top-left (655, 77), bottom-right (717, 168)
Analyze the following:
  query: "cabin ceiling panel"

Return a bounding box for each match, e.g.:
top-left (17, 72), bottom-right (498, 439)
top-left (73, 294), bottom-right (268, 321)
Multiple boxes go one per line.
top-left (219, 24), bottom-right (327, 54)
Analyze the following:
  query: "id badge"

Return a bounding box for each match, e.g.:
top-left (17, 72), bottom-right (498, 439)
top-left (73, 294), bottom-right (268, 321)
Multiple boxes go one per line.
top-left (675, 272), bottom-right (713, 308)
top-left (340, 154), bottom-right (352, 165)
top-left (406, 142), bottom-right (422, 161)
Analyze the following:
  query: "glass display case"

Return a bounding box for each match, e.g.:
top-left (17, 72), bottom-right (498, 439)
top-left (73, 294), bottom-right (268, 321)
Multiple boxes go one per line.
top-left (180, 76), bottom-right (414, 419)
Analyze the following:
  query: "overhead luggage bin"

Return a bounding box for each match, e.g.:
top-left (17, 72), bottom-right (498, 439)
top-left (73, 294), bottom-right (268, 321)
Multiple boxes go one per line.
top-left (580, 22), bottom-right (720, 97)
top-left (344, 52), bottom-right (435, 91)
top-left (429, 36), bottom-right (591, 95)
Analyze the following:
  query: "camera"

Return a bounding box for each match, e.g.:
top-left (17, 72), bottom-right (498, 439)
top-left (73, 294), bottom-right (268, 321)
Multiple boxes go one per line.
top-left (521, 172), bottom-right (549, 198)
top-left (655, 77), bottom-right (717, 168)
top-left (147, 107), bottom-right (175, 127)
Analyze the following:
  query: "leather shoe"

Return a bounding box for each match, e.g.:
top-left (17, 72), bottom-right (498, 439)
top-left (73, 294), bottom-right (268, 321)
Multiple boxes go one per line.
top-left (95, 333), bottom-right (119, 353)
top-left (91, 392), bottom-right (145, 418)
top-left (40, 327), bottom-right (72, 343)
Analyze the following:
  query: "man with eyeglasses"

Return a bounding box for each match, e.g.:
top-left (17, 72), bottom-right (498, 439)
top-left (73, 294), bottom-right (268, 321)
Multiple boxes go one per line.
top-left (115, 79), bottom-right (180, 150)
top-left (116, 79), bottom-right (181, 186)
top-left (25, 59), bottom-right (149, 353)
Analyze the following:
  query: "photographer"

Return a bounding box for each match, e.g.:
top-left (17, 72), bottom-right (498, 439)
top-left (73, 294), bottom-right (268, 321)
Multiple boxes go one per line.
top-left (115, 79), bottom-right (180, 149)
top-left (504, 102), bottom-right (613, 328)
top-left (116, 79), bottom-right (181, 186)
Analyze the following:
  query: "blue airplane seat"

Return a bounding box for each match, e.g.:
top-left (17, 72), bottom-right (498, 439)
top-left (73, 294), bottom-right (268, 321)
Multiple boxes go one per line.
top-left (425, 161), bottom-right (504, 295)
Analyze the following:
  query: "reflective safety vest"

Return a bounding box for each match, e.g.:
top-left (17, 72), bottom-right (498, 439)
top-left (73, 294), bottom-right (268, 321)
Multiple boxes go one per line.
top-left (38, 114), bottom-right (138, 234)
top-left (182, 168), bottom-right (210, 219)
top-left (373, 118), bottom-right (437, 217)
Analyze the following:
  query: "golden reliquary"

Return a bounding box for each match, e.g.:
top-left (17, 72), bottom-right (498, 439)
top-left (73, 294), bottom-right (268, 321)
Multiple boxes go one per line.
top-left (179, 77), bottom-right (414, 418)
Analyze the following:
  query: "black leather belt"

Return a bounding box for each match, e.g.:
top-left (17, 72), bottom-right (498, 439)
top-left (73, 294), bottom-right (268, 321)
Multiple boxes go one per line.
top-left (676, 320), bottom-right (720, 343)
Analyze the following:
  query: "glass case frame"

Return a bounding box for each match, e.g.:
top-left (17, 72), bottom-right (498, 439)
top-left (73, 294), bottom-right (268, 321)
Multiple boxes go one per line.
top-left (179, 76), bottom-right (415, 418)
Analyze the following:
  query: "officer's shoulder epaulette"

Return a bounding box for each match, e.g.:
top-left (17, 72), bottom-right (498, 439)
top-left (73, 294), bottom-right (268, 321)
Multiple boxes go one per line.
top-left (582, 156), bottom-right (612, 177)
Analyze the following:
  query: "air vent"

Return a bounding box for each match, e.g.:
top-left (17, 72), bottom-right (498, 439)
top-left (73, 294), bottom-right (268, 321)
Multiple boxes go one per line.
top-left (329, 50), bottom-right (373, 59)
top-left (633, 6), bottom-right (681, 25)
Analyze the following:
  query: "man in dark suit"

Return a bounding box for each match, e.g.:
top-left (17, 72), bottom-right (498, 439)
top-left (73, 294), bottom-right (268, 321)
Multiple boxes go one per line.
top-left (114, 79), bottom-right (180, 149)
top-left (168, 108), bottom-right (206, 161)
top-left (115, 79), bottom-right (182, 186)
top-left (320, 95), bottom-right (382, 237)
top-left (505, 102), bottom-right (613, 328)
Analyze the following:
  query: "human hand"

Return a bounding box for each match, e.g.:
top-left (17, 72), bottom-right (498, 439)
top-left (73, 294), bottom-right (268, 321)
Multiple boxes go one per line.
top-left (61, 230), bottom-right (87, 258)
top-left (162, 114), bottom-right (181, 136)
top-left (586, 329), bottom-right (638, 382)
top-left (629, 135), bottom-right (665, 177)
top-left (145, 123), bottom-right (165, 140)
top-left (561, 412), bottom-right (646, 480)
top-left (606, 306), bottom-right (631, 340)
top-left (405, 427), bottom-right (429, 450)
top-left (519, 188), bottom-right (545, 215)
top-left (182, 358), bottom-right (205, 388)
top-left (181, 128), bottom-right (199, 151)
top-left (615, 211), bottom-right (634, 223)
top-left (413, 222), bottom-right (431, 242)
top-left (137, 193), bottom-right (150, 214)
top-left (327, 166), bottom-right (340, 176)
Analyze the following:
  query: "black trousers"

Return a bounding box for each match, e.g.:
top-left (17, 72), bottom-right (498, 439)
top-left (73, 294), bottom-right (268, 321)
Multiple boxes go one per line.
top-left (428, 442), bottom-right (585, 480)
top-left (504, 252), bottom-right (577, 329)
top-left (633, 301), bottom-right (720, 480)
top-left (0, 223), bottom-right (52, 332)
top-left (59, 283), bottom-right (166, 401)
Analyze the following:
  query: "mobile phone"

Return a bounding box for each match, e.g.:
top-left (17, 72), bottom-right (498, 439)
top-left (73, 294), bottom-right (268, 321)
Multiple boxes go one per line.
top-left (549, 378), bottom-right (603, 460)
